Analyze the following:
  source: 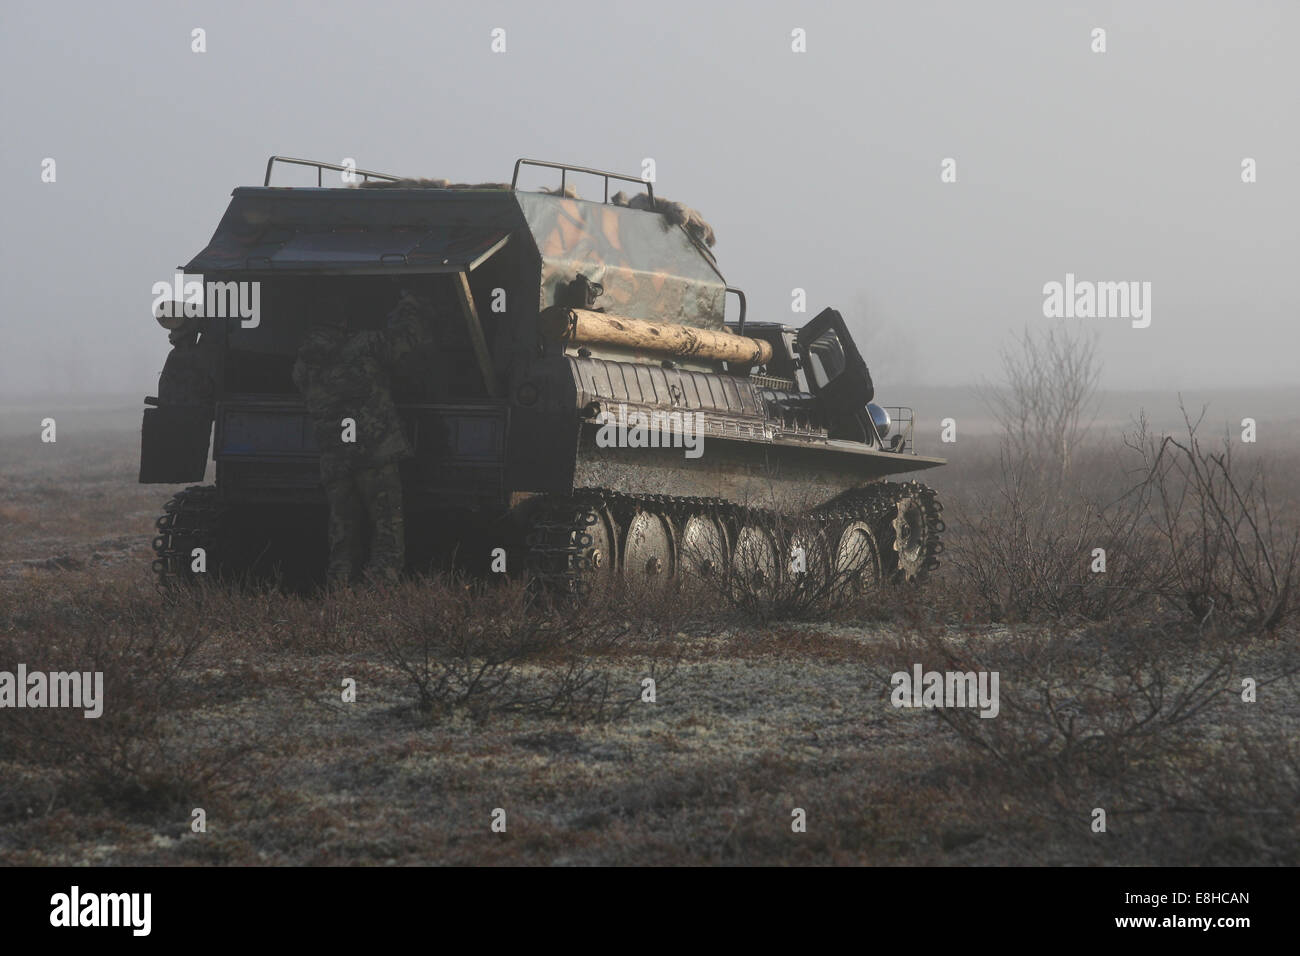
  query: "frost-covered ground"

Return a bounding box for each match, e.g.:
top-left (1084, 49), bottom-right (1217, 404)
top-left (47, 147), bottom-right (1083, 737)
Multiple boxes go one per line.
top-left (0, 406), bottom-right (1296, 866)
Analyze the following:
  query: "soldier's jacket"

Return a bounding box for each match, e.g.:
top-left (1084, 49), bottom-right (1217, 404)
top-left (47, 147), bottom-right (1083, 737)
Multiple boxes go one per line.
top-left (158, 340), bottom-right (215, 407)
top-left (292, 293), bottom-right (434, 481)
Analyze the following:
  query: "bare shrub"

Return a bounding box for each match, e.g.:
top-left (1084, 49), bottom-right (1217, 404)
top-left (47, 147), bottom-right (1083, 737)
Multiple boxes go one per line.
top-left (373, 574), bottom-right (676, 721)
top-left (947, 443), bottom-right (1159, 622)
top-left (950, 400), bottom-right (1298, 629)
top-left (0, 583), bottom-right (261, 817)
top-left (918, 623), bottom-right (1239, 775)
top-left (977, 323), bottom-right (1101, 482)
top-left (871, 620), bottom-right (1300, 863)
top-left (1124, 407), bottom-right (1298, 631)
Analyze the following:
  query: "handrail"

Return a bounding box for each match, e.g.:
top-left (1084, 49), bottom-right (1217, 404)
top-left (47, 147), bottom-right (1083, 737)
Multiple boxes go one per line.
top-left (511, 158), bottom-right (654, 205)
top-left (263, 155), bottom-right (403, 187)
top-left (265, 156), bottom-right (661, 204)
top-left (881, 406), bottom-right (915, 455)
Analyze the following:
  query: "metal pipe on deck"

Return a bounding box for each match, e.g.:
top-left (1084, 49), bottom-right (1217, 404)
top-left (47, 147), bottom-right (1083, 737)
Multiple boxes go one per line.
top-left (539, 307), bottom-right (774, 366)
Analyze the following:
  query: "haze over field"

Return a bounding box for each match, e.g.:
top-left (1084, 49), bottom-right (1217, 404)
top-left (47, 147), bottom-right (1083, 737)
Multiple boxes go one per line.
top-left (4, 386), bottom-right (1299, 449)
top-left (2, 0), bottom-right (1297, 400)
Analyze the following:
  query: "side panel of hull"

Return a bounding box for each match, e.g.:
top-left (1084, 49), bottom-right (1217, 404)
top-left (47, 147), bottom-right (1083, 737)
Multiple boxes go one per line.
top-left (570, 423), bottom-right (943, 510)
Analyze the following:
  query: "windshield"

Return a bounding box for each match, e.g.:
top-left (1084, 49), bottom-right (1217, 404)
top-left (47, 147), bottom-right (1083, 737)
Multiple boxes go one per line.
top-left (805, 328), bottom-right (846, 389)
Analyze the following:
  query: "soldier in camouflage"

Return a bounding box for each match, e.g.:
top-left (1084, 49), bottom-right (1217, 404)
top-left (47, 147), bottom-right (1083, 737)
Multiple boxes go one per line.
top-left (292, 287), bottom-right (434, 586)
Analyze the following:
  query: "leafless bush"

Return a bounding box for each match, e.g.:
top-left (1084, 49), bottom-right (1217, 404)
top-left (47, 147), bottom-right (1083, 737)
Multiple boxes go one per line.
top-left (947, 444), bottom-right (1158, 622)
top-left (921, 623), bottom-right (1238, 774)
top-left (950, 403), bottom-right (1298, 629)
top-left (876, 620), bottom-right (1300, 863)
top-left (0, 587), bottom-right (260, 817)
top-left (1124, 407), bottom-right (1298, 631)
top-left (977, 323), bottom-right (1101, 482)
top-left (374, 575), bottom-right (675, 721)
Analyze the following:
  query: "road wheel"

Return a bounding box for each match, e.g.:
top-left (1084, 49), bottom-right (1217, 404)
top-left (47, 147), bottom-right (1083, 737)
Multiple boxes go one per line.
top-left (679, 513), bottom-right (729, 591)
top-left (833, 519), bottom-right (883, 601)
top-left (622, 509), bottom-right (675, 592)
top-left (732, 523), bottom-right (780, 601)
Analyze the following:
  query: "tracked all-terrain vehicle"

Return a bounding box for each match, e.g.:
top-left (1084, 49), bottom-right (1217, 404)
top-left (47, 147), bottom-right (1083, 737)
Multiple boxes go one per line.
top-left (141, 156), bottom-right (944, 594)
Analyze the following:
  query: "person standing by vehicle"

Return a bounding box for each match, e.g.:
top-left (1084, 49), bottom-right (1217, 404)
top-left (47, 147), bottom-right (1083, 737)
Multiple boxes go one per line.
top-left (292, 286), bottom-right (434, 586)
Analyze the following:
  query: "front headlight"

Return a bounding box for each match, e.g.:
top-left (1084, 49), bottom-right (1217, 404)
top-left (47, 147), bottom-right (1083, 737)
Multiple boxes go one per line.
top-left (867, 402), bottom-right (891, 437)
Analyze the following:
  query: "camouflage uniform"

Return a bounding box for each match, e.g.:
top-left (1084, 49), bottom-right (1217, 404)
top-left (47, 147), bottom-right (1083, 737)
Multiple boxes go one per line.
top-left (292, 292), bottom-right (433, 585)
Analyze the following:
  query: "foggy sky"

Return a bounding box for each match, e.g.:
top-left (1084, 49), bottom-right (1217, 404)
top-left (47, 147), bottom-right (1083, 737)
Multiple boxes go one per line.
top-left (2, 0), bottom-right (1296, 398)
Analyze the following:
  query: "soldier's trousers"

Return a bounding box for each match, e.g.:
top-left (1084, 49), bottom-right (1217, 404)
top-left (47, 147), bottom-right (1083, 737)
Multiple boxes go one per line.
top-left (323, 463), bottom-right (405, 586)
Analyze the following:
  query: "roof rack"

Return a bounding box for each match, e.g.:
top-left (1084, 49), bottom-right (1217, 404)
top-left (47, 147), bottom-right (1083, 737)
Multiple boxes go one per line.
top-left (263, 156), bottom-right (658, 205)
top-left (263, 155), bottom-right (403, 187)
top-left (511, 158), bottom-right (654, 205)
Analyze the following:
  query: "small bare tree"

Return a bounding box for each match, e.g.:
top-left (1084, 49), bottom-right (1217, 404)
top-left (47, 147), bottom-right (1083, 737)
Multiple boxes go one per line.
top-left (1124, 406), bottom-right (1298, 631)
top-left (978, 324), bottom-right (1102, 481)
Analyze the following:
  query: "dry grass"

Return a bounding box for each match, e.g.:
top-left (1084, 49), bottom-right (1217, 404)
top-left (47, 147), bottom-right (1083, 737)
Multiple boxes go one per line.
top-left (0, 416), bottom-right (1297, 865)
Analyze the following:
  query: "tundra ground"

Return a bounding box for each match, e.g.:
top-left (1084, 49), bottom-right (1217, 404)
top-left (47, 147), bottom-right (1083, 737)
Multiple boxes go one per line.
top-left (0, 397), bottom-right (1296, 865)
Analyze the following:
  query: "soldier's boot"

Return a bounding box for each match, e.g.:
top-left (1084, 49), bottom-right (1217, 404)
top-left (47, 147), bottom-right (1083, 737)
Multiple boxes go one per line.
top-left (325, 477), bottom-right (364, 587)
top-left (358, 463), bottom-right (406, 583)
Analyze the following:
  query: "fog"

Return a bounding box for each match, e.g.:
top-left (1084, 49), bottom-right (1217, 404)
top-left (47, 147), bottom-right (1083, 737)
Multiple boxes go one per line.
top-left (2, 0), bottom-right (1296, 399)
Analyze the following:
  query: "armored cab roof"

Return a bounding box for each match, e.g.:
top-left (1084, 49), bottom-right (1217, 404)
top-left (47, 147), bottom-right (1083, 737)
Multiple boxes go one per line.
top-left (184, 187), bottom-right (517, 275)
top-left (183, 157), bottom-right (728, 329)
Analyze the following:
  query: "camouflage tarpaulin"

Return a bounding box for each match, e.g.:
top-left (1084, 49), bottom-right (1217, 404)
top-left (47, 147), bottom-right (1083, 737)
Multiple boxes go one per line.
top-left (518, 192), bottom-right (726, 329)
